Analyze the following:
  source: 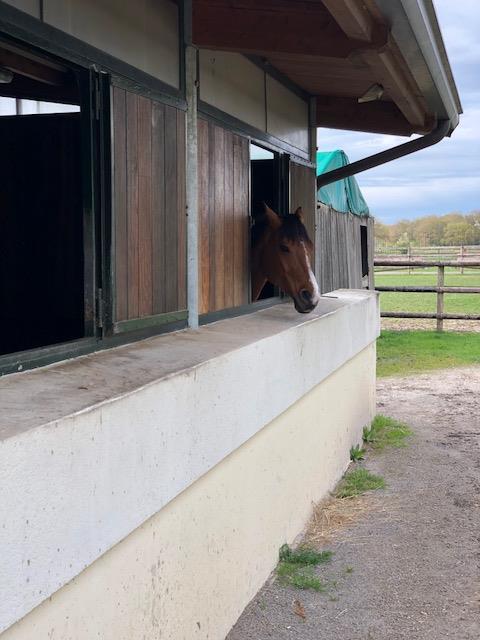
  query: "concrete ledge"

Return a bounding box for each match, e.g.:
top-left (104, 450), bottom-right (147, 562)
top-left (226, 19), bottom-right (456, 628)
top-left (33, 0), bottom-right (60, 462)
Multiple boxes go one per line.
top-left (0, 290), bottom-right (379, 632)
top-left (2, 344), bottom-right (376, 640)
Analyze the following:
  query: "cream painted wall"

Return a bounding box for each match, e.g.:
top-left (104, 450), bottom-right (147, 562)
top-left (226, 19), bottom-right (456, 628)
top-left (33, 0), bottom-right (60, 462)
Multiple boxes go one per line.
top-left (2, 344), bottom-right (376, 640)
top-left (43, 0), bottom-right (180, 88)
top-left (199, 50), bottom-right (266, 131)
top-left (266, 75), bottom-right (310, 152)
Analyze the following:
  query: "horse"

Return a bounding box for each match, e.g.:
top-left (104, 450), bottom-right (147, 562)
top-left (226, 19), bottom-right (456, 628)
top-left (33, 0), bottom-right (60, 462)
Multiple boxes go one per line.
top-left (251, 204), bottom-right (320, 313)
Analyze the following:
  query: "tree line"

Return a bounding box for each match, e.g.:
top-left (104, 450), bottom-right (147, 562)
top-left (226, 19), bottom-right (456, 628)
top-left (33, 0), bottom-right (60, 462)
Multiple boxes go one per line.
top-left (375, 211), bottom-right (480, 247)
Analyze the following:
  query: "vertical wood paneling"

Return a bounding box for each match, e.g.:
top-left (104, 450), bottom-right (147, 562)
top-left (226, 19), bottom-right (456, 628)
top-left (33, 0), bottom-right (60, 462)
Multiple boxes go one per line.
top-left (113, 87), bottom-right (186, 323)
top-left (177, 110), bottom-right (187, 309)
top-left (214, 125), bottom-right (225, 311)
top-left (151, 101), bottom-right (166, 315)
top-left (241, 138), bottom-right (250, 303)
top-left (198, 120), bottom-right (250, 314)
top-left (126, 91), bottom-right (139, 319)
top-left (137, 95), bottom-right (153, 316)
top-left (113, 87), bottom-right (128, 321)
top-left (164, 105), bottom-right (178, 312)
top-left (315, 202), bottom-right (372, 293)
top-left (290, 162), bottom-right (316, 241)
top-left (198, 118), bottom-right (210, 315)
top-left (224, 130), bottom-right (234, 309)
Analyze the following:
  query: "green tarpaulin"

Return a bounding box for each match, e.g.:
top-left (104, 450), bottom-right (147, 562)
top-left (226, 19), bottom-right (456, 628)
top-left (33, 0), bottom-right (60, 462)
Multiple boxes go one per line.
top-left (317, 150), bottom-right (370, 216)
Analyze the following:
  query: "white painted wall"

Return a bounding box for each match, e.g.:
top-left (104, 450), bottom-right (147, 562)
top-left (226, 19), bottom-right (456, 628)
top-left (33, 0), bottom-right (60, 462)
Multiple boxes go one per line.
top-left (2, 343), bottom-right (376, 640)
top-left (43, 0), bottom-right (180, 88)
top-left (0, 291), bottom-right (380, 633)
top-left (199, 50), bottom-right (266, 131)
top-left (266, 75), bottom-right (310, 152)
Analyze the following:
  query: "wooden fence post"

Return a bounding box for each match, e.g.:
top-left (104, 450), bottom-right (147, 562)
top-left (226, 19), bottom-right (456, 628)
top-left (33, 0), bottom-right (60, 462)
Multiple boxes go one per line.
top-left (436, 265), bottom-right (444, 332)
top-left (460, 245), bottom-right (465, 274)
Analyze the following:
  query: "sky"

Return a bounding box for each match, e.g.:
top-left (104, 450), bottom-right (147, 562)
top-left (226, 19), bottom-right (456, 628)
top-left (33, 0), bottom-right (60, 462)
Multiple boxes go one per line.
top-left (317, 0), bottom-right (480, 224)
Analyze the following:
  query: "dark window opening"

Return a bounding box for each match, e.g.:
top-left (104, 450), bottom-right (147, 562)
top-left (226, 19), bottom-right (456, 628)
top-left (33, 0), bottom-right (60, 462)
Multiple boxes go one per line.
top-left (0, 42), bottom-right (86, 356)
top-left (250, 143), bottom-right (281, 300)
top-left (360, 224), bottom-right (369, 278)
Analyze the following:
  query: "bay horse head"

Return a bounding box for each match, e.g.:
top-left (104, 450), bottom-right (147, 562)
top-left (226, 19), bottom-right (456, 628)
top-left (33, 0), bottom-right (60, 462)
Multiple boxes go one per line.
top-left (252, 204), bottom-right (320, 313)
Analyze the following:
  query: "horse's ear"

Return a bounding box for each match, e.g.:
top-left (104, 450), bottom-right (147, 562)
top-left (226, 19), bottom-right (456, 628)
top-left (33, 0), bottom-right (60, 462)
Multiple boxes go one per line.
top-left (293, 206), bottom-right (304, 222)
top-left (263, 203), bottom-right (281, 229)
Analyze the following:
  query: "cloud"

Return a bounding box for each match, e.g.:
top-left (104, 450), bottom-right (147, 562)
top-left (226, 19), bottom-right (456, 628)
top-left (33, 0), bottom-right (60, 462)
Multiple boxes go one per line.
top-left (316, 0), bottom-right (480, 223)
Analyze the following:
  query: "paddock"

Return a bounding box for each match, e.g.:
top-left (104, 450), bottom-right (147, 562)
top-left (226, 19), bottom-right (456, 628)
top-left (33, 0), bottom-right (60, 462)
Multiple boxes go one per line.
top-left (0, 1), bottom-right (460, 638)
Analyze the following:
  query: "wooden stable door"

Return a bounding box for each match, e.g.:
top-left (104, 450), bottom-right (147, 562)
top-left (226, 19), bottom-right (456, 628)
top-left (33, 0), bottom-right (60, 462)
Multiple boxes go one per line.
top-left (112, 86), bottom-right (186, 328)
top-left (290, 161), bottom-right (316, 243)
top-left (198, 119), bottom-right (250, 315)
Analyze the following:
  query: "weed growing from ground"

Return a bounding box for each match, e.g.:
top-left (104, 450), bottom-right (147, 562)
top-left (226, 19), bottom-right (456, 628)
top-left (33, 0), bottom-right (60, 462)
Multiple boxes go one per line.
top-left (277, 544), bottom-right (332, 591)
top-left (350, 444), bottom-right (366, 461)
top-left (279, 544), bottom-right (332, 565)
top-left (335, 468), bottom-right (386, 498)
top-left (362, 415), bottom-right (412, 450)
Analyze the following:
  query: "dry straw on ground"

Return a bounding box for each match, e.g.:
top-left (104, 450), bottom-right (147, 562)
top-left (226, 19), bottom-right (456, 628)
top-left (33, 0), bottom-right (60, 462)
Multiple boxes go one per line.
top-left (304, 494), bottom-right (376, 547)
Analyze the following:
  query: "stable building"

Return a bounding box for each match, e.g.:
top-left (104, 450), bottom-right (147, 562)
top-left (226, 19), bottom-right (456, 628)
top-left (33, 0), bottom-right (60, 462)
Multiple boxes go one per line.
top-left (0, 2), bottom-right (461, 639)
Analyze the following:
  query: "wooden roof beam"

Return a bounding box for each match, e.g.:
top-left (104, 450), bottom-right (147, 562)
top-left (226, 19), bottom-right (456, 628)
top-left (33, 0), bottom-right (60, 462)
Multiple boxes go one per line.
top-left (321, 1), bottom-right (429, 128)
top-left (321, 0), bottom-right (386, 43)
top-left (192, 0), bottom-right (387, 58)
top-left (361, 42), bottom-right (428, 128)
top-left (0, 48), bottom-right (68, 86)
top-left (315, 96), bottom-right (434, 136)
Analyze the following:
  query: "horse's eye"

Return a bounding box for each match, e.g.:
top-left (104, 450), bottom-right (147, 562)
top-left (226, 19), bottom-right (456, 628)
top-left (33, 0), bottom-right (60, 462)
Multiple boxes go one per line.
top-left (280, 244), bottom-right (290, 253)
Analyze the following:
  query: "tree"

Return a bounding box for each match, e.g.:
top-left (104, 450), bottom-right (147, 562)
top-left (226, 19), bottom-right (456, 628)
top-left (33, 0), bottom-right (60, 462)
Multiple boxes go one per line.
top-left (442, 222), bottom-right (476, 246)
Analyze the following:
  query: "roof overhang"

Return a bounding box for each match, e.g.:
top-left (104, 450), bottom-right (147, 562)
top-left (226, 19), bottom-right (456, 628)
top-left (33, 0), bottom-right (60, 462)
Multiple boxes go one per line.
top-left (192, 0), bottom-right (461, 137)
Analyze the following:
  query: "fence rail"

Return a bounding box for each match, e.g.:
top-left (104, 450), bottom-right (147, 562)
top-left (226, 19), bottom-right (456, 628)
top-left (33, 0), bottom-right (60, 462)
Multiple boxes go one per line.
top-left (374, 259), bottom-right (480, 331)
top-left (375, 246), bottom-right (480, 274)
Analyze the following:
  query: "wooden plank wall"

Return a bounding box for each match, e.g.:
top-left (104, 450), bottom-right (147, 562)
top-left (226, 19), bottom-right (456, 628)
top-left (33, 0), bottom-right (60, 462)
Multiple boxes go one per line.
top-left (290, 162), bottom-right (316, 244)
top-left (198, 118), bottom-right (250, 314)
top-left (315, 202), bottom-right (373, 293)
top-left (113, 86), bottom-right (186, 323)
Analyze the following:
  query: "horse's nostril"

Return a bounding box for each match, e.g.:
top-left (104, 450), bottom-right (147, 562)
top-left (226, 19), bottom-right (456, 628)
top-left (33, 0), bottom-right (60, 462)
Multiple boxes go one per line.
top-left (300, 289), bottom-right (312, 303)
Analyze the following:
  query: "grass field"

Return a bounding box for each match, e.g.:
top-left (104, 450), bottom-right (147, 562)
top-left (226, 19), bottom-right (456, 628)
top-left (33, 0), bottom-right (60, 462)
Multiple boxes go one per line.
top-left (375, 269), bottom-right (480, 315)
top-left (377, 330), bottom-right (480, 377)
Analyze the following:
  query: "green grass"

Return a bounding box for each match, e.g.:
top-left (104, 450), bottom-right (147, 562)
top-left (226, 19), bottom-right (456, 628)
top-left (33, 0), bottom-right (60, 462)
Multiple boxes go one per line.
top-left (377, 330), bottom-right (480, 377)
top-left (362, 415), bottom-right (412, 450)
top-left (335, 468), bottom-right (386, 498)
top-left (279, 544), bottom-right (332, 565)
top-left (277, 544), bottom-right (332, 591)
top-left (277, 562), bottom-right (327, 591)
top-left (350, 444), bottom-right (366, 461)
top-left (375, 270), bottom-right (480, 315)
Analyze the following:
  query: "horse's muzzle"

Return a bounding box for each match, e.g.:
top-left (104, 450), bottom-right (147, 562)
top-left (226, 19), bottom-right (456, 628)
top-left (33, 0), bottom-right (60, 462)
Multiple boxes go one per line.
top-left (293, 289), bottom-right (318, 313)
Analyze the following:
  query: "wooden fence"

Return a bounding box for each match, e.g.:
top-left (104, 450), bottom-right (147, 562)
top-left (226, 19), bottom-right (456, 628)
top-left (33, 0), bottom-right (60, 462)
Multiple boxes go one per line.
top-left (374, 259), bottom-right (480, 331)
top-left (375, 245), bottom-right (480, 274)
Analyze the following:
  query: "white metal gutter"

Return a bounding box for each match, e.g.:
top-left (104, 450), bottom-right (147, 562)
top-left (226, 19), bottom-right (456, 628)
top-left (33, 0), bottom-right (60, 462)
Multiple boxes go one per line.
top-left (375, 0), bottom-right (462, 132)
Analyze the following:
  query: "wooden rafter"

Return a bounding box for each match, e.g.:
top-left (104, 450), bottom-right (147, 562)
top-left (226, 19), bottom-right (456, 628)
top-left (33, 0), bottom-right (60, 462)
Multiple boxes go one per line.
top-left (192, 0), bottom-right (387, 58)
top-left (320, 0), bottom-right (429, 128)
top-left (315, 96), bottom-right (433, 136)
top-left (0, 48), bottom-right (68, 86)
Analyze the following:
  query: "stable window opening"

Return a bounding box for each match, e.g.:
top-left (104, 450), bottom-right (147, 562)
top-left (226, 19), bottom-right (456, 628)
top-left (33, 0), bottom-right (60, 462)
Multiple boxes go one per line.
top-left (360, 224), bottom-right (369, 280)
top-left (250, 143), bottom-right (282, 301)
top-left (0, 41), bottom-right (88, 356)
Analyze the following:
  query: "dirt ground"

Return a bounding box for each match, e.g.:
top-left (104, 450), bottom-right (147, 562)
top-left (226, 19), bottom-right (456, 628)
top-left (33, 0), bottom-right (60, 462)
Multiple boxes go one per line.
top-left (227, 367), bottom-right (480, 640)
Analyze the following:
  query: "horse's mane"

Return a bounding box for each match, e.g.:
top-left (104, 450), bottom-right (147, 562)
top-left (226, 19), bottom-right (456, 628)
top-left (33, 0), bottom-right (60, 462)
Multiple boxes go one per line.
top-left (279, 214), bottom-right (312, 245)
top-left (252, 213), bottom-right (312, 248)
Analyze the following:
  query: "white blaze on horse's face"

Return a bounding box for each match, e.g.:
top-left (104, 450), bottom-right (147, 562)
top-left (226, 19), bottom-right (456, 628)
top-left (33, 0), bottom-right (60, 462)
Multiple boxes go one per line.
top-left (304, 244), bottom-right (321, 305)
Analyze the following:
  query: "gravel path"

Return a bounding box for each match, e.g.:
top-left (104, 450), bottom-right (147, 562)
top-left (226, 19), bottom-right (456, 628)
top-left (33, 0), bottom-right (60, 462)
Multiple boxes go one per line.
top-left (381, 318), bottom-right (480, 332)
top-left (227, 367), bottom-right (480, 639)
